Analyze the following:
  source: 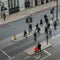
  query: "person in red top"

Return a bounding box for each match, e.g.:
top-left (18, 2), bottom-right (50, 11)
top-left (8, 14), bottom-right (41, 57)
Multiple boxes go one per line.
top-left (34, 46), bottom-right (38, 52)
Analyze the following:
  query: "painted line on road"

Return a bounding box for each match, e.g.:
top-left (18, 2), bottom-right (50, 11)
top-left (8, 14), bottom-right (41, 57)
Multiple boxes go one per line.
top-left (34, 55), bottom-right (41, 59)
top-left (56, 34), bottom-right (60, 37)
top-left (40, 54), bottom-right (50, 60)
top-left (51, 34), bottom-right (60, 39)
top-left (44, 50), bottom-right (51, 55)
top-left (24, 56), bottom-right (30, 59)
top-left (0, 49), bottom-right (15, 60)
top-left (40, 50), bottom-right (51, 60)
top-left (51, 36), bottom-right (56, 39)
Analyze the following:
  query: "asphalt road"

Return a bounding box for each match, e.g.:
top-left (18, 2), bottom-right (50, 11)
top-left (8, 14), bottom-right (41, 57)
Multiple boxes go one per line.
top-left (11, 22), bottom-right (60, 60)
top-left (0, 6), bottom-right (60, 41)
top-left (0, 15), bottom-right (60, 60)
top-left (0, 6), bottom-right (60, 60)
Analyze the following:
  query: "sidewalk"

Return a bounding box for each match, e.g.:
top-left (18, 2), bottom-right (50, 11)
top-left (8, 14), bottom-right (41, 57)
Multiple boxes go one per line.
top-left (0, 1), bottom-right (60, 26)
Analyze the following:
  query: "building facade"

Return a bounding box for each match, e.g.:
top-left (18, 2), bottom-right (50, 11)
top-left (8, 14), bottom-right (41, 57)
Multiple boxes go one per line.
top-left (0, 0), bottom-right (53, 15)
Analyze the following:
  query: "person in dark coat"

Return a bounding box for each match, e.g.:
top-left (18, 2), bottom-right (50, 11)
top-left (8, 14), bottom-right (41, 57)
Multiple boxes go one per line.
top-left (40, 19), bottom-right (43, 26)
top-left (47, 22), bottom-right (50, 29)
top-left (45, 26), bottom-right (48, 34)
top-left (49, 28), bottom-right (52, 37)
top-left (54, 21), bottom-right (57, 30)
top-left (3, 12), bottom-right (6, 21)
top-left (37, 27), bottom-right (41, 33)
top-left (28, 23), bottom-right (32, 34)
top-left (46, 18), bottom-right (48, 24)
top-left (24, 30), bottom-right (27, 39)
top-left (34, 31), bottom-right (37, 41)
top-left (44, 14), bottom-right (48, 24)
top-left (37, 42), bottom-right (42, 52)
top-left (36, 23), bottom-right (39, 30)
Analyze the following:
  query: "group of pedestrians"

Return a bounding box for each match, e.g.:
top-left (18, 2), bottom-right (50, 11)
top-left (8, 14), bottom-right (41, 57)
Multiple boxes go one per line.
top-left (23, 7), bottom-right (58, 53)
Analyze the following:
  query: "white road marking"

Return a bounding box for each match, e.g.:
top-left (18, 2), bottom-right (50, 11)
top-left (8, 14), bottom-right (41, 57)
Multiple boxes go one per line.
top-left (24, 56), bottom-right (30, 59)
top-left (58, 42), bottom-right (60, 44)
top-left (40, 54), bottom-right (50, 60)
top-left (51, 34), bottom-right (60, 40)
top-left (56, 34), bottom-right (60, 37)
top-left (51, 36), bottom-right (56, 39)
top-left (0, 49), bottom-right (14, 60)
top-left (34, 55), bottom-right (40, 59)
top-left (44, 50), bottom-right (51, 55)
top-left (40, 50), bottom-right (51, 60)
top-left (36, 55), bottom-right (40, 59)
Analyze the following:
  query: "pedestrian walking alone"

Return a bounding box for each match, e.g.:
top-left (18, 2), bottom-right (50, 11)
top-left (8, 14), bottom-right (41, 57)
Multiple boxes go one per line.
top-left (54, 21), bottom-right (57, 30)
top-left (37, 42), bottom-right (42, 52)
top-left (3, 12), bottom-right (6, 21)
top-left (46, 34), bottom-right (48, 45)
top-left (36, 23), bottom-right (39, 30)
top-left (37, 27), bottom-right (41, 34)
top-left (40, 19), bottom-right (43, 26)
top-left (45, 26), bottom-right (48, 34)
top-left (24, 30), bottom-right (27, 39)
top-left (49, 28), bottom-right (52, 37)
top-left (34, 31), bottom-right (37, 41)
top-left (47, 22), bottom-right (50, 29)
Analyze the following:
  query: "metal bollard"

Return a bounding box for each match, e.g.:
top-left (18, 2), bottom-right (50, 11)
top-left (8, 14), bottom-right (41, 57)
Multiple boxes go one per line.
top-left (13, 34), bottom-right (16, 40)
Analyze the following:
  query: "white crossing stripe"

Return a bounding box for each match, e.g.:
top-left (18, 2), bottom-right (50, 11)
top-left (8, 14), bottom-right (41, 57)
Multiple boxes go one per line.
top-left (44, 50), bottom-right (51, 55)
top-left (24, 56), bottom-right (30, 59)
top-left (56, 34), bottom-right (60, 37)
top-left (51, 36), bottom-right (56, 39)
top-left (0, 49), bottom-right (14, 60)
top-left (40, 54), bottom-right (50, 60)
top-left (40, 50), bottom-right (51, 60)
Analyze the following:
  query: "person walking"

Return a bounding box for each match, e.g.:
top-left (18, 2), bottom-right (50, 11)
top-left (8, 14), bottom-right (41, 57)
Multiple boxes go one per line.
top-left (46, 34), bottom-right (48, 45)
top-left (54, 21), bottom-right (57, 30)
top-left (36, 23), bottom-right (39, 30)
top-left (24, 30), bottom-right (27, 39)
top-left (40, 19), bottom-right (43, 26)
top-left (47, 22), bottom-right (50, 29)
top-left (49, 28), bottom-right (52, 37)
top-left (45, 26), bottom-right (48, 34)
top-left (50, 7), bottom-right (54, 20)
top-left (34, 31), bottom-right (37, 41)
top-left (37, 27), bottom-right (41, 34)
top-left (3, 12), bottom-right (6, 21)
top-left (37, 42), bottom-right (42, 52)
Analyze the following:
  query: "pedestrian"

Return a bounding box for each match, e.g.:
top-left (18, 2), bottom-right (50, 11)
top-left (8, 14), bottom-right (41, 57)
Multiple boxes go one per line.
top-left (29, 23), bottom-right (32, 31)
top-left (36, 23), bottom-right (39, 30)
top-left (30, 16), bottom-right (32, 23)
top-left (37, 27), bottom-right (41, 33)
top-left (46, 18), bottom-right (48, 24)
top-left (3, 12), bottom-right (6, 21)
top-left (47, 22), bottom-right (50, 29)
top-left (46, 34), bottom-right (48, 45)
top-left (49, 28), bottom-right (52, 37)
top-left (50, 7), bottom-right (54, 20)
top-left (44, 14), bottom-right (48, 24)
top-left (37, 42), bottom-right (42, 52)
top-left (28, 23), bottom-right (32, 34)
top-left (45, 26), bottom-right (48, 34)
top-left (24, 30), bottom-right (27, 39)
top-left (54, 21), bottom-right (57, 30)
top-left (34, 31), bottom-right (37, 41)
top-left (40, 19), bottom-right (43, 26)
